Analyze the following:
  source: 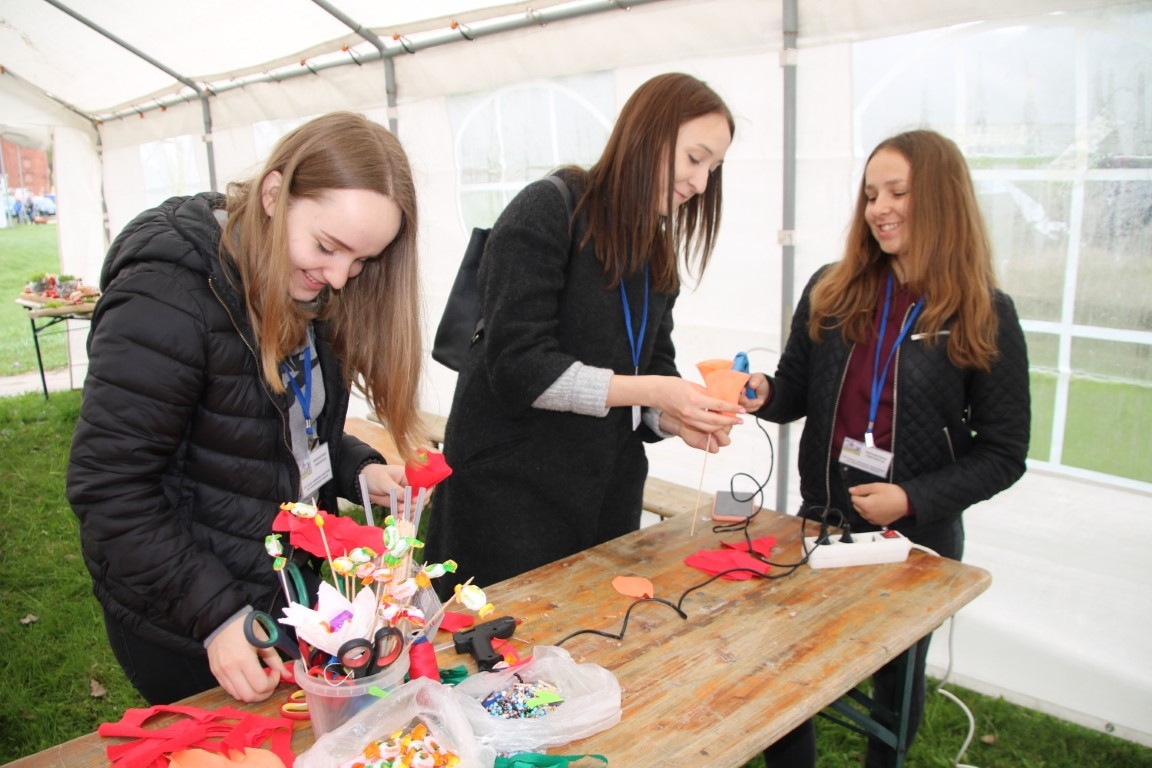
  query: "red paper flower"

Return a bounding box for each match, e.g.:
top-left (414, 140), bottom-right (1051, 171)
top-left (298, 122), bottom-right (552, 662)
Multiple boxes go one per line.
top-left (272, 507), bottom-right (384, 558)
top-left (405, 450), bottom-right (453, 490)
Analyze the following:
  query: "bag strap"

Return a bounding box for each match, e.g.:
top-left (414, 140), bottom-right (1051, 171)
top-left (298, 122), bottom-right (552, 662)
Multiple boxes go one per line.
top-left (474, 173), bottom-right (579, 342)
top-left (545, 172), bottom-right (575, 225)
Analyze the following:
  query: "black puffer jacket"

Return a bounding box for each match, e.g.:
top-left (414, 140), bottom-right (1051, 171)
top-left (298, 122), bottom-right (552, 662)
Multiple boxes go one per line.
top-left (758, 266), bottom-right (1030, 534)
top-left (67, 193), bottom-right (382, 656)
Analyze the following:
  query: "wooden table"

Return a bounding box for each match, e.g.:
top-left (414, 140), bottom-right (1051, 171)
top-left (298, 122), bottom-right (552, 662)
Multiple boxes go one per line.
top-left (5, 509), bottom-right (990, 767)
top-left (14, 297), bottom-right (95, 399)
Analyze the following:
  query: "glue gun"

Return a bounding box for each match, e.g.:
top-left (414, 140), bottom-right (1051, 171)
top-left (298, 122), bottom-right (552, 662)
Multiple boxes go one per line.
top-left (453, 615), bottom-right (518, 671)
top-left (733, 351), bottom-right (756, 399)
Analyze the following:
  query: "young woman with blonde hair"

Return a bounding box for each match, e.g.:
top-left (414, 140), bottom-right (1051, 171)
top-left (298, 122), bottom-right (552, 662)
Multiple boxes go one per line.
top-left (745, 129), bottom-right (1031, 767)
top-left (68, 112), bottom-right (423, 705)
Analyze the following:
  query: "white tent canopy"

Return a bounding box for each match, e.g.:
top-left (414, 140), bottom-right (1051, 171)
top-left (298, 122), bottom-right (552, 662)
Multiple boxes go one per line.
top-left (3, 0), bottom-right (1150, 748)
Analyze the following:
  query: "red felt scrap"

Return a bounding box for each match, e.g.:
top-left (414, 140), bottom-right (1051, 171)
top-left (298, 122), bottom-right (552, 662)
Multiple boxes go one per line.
top-left (438, 610), bottom-right (475, 633)
top-left (98, 705), bottom-right (294, 768)
top-left (684, 547), bottom-right (771, 579)
top-left (271, 508), bottom-right (384, 558)
top-left (722, 535), bottom-right (776, 558)
top-left (405, 450), bottom-right (453, 490)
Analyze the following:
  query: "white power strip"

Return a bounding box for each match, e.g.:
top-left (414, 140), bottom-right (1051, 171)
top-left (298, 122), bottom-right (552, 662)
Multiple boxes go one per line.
top-left (803, 530), bottom-right (912, 569)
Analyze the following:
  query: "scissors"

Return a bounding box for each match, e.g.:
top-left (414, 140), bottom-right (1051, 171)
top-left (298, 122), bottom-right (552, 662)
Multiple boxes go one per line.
top-left (244, 610), bottom-right (304, 685)
top-left (280, 688), bottom-right (309, 721)
top-left (336, 626), bottom-right (405, 679)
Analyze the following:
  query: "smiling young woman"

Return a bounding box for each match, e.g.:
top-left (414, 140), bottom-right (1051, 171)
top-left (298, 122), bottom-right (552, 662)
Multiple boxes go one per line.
top-left (424, 73), bottom-right (744, 595)
top-left (740, 129), bottom-right (1031, 767)
top-left (67, 112), bottom-right (426, 707)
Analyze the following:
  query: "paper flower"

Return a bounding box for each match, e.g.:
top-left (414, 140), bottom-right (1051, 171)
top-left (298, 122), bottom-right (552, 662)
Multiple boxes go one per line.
top-left (405, 450), bottom-right (453, 490)
top-left (696, 358), bottom-right (751, 411)
top-left (271, 507), bottom-right (385, 558)
top-left (279, 582), bottom-right (379, 656)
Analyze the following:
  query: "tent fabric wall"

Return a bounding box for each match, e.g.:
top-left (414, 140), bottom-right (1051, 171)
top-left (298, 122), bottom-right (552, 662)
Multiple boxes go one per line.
top-left (3, 0), bottom-right (1150, 750)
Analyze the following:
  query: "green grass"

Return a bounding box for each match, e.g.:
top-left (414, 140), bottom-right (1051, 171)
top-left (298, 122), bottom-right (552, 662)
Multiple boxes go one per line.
top-left (1, 211), bottom-right (1149, 766)
top-left (1, 224), bottom-right (68, 375)
top-left (1028, 371), bottom-right (1152, 482)
top-left (0, 390), bottom-right (147, 762)
top-left (1, 389), bottom-right (1150, 766)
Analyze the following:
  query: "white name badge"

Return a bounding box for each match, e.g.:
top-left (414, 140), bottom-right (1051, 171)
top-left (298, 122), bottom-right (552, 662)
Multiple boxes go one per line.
top-left (839, 436), bottom-right (894, 477)
top-left (632, 404), bottom-right (641, 431)
top-left (299, 441), bottom-right (334, 500)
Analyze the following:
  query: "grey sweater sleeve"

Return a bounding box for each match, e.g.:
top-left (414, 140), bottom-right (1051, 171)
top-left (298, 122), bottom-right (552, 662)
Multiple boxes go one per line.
top-left (532, 363), bottom-right (677, 439)
top-left (532, 362), bottom-right (612, 416)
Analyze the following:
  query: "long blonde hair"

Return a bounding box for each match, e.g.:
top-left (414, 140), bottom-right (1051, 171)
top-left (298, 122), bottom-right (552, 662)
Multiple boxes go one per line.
top-left (220, 112), bottom-right (424, 458)
top-left (809, 130), bottom-right (1000, 371)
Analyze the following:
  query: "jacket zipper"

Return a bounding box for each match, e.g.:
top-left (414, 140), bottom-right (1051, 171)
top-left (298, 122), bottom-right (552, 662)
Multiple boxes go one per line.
top-left (887, 302), bottom-right (918, 482)
top-left (207, 275), bottom-right (294, 457)
top-left (824, 346), bottom-right (853, 507)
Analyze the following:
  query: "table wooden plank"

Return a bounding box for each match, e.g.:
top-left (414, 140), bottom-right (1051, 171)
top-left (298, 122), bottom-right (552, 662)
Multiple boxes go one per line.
top-left (486, 511), bottom-right (988, 766)
top-left (15, 297), bottom-right (97, 319)
top-left (4, 510), bottom-right (989, 768)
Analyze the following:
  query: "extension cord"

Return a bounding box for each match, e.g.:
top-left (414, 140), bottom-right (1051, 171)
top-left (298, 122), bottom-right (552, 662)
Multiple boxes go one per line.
top-left (803, 530), bottom-right (911, 569)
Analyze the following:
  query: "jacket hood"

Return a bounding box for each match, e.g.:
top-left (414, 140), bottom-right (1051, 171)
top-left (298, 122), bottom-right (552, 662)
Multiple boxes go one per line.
top-left (100, 192), bottom-right (226, 291)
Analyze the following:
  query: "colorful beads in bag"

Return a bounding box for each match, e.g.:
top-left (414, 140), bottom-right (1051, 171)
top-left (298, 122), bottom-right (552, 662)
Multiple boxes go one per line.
top-left (481, 680), bottom-right (564, 719)
top-left (337, 722), bottom-right (460, 768)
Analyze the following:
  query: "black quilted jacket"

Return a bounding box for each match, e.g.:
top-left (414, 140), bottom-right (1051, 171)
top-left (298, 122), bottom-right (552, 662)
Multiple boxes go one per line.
top-left (757, 266), bottom-right (1030, 534)
top-left (67, 193), bottom-right (382, 656)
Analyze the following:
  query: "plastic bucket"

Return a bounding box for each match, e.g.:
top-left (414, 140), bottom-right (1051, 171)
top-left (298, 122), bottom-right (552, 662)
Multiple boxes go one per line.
top-left (294, 650), bottom-right (410, 737)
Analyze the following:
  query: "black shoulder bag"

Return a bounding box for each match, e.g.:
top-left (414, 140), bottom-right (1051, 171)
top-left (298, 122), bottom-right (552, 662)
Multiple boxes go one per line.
top-left (432, 174), bottom-right (575, 371)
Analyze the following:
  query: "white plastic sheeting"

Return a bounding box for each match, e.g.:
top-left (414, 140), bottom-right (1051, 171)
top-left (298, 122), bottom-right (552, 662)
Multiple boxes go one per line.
top-left (2, 0), bottom-right (1151, 749)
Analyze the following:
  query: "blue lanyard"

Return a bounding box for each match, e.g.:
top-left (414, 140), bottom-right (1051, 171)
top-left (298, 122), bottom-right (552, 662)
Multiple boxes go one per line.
top-left (619, 266), bottom-right (649, 374)
top-left (282, 345), bottom-right (314, 438)
top-left (866, 273), bottom-right (923, 447)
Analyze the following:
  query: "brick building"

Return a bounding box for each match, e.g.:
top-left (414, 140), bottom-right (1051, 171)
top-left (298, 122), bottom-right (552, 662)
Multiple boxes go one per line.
top-left (1, 136), bottom-right (52, 199)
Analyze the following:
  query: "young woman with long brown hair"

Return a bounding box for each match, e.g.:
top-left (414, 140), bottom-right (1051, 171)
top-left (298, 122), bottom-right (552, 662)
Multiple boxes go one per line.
top-left (745, 129), bottom-right (1030, 767)
top-left (426, 73), bottom-right (742, 594)
top-left (68, 112), bottom-right (424, 705)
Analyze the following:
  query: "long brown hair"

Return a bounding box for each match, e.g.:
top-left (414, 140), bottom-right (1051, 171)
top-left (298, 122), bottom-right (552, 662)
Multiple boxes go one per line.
top-left (809, 129), bottom-right (1000, 371)
top-left (573, 73), bottom-right (734, 294)
top-left (220, 112), bottom-right (424, 458)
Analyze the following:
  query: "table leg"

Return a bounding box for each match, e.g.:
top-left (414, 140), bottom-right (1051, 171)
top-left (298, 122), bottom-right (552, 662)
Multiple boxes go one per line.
top-left (824, 643), bottom-right (915, 768)
top-left (29, 316), bottom-right (49, 400)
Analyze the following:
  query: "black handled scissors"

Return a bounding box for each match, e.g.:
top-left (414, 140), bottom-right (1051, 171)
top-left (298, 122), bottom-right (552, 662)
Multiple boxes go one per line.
top-left (336, 626), bottom-right (405, 679)
top-left (244, 611), bottom-right (303, 661)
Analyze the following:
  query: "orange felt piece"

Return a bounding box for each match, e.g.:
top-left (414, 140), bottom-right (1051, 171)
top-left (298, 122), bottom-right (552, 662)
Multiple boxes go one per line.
top-left (169, 748), bottom-right (286, 768)
top-left (696, 359), bottom-right (750, 409)
top-left (612, 575), bottom-right (655, 599)
top-left (696, 358), bottom-right (734, 377)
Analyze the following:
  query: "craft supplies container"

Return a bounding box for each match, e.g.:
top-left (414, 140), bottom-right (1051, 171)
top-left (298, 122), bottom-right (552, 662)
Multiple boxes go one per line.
top-left (295, 651), bottom-right (410, 737)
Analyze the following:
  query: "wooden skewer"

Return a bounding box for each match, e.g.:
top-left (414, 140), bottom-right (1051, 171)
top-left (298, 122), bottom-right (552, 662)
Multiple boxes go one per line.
top-left (689, 433), bottom-right (713, 538)
top-left (417, 576), bottom-right (474, 642)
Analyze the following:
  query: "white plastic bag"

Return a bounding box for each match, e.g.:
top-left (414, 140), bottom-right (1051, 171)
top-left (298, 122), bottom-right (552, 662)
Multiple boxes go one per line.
top-left (453, 645), bottom-right (622, 756)
top-left (296, 676), bottom-right (497, 768)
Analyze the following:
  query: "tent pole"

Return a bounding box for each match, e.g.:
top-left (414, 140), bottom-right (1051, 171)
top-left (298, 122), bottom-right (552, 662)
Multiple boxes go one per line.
top-left (777, 0), bottom-right (798, 514)
top-left (40, 0), bottom-right (218, 191)
top-left (309, 0), bottom-right (399, 134)
top-left (93, 0), bottom-right (673, 124)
